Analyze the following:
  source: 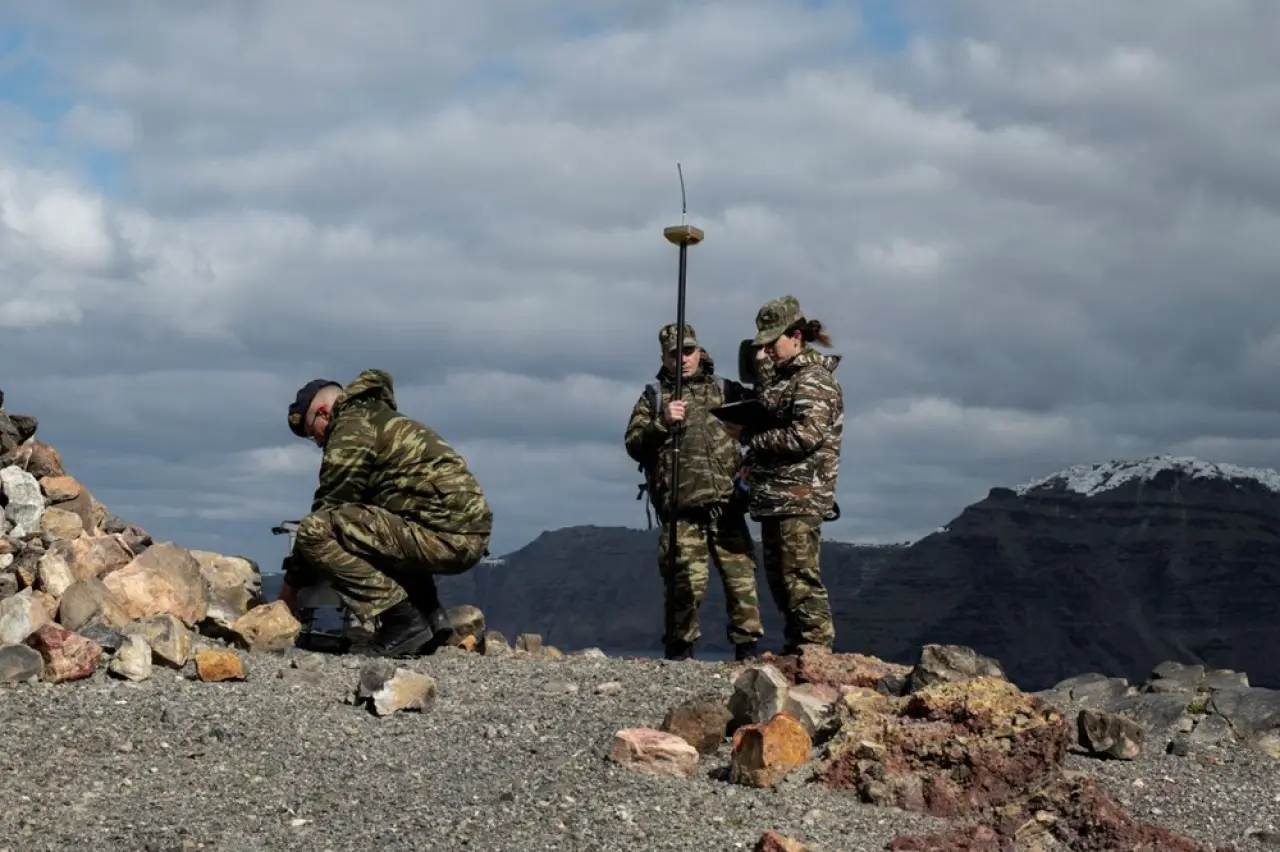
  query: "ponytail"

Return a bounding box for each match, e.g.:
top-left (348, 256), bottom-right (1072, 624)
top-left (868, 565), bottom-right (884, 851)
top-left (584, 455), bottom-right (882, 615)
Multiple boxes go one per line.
top-left (784, 318), bottom-right (832, 348)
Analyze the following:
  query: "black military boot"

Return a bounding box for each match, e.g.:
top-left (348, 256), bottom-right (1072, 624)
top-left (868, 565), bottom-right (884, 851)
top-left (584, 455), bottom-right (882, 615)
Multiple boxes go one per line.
top-left (664, 640), bottom-right (695, 661)
top-left (367, 598), bottom-right (437, 658)
top-left (734, 640), bottom-right (760, 662)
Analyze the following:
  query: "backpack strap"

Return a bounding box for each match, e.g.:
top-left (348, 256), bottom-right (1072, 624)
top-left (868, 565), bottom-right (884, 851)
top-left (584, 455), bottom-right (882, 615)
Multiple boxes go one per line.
top-left (644, 382), bottom-right (662, 419)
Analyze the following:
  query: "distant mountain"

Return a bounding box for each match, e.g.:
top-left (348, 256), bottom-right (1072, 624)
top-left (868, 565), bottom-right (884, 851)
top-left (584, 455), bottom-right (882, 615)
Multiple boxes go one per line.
top-left (260, 455), bottom-right (1280, 690)
top-left (840, 456), bottom-right (1280, 691)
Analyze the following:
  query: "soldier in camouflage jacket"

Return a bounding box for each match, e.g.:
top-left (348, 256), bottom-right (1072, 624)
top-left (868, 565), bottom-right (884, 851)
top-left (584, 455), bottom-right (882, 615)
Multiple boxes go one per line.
top-left (281, 368), bottom-right (493, 657)
top-left (625, 324), bottom-right (765, 661)
top-left (737, 295), bottom-right (844, 653)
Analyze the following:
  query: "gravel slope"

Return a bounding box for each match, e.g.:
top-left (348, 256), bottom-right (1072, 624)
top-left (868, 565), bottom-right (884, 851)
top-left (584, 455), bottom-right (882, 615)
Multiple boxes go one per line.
top-left (0, 649), bottom-right (1275, 852)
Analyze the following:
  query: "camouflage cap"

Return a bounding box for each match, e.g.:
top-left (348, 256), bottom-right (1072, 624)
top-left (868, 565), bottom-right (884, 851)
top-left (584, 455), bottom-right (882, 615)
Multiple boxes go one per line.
top-left (752, 294), bottom-right (804, 345)
top-left (288, 378), bottom-right (341, 437)
top-left (658, 323), bottom-right (698, 354)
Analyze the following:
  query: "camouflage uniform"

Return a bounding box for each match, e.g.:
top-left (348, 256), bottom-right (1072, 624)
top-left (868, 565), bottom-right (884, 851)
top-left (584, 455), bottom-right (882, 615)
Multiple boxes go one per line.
top-left (624, 324), bottom-right (765, 654)
top-left (741, 296), bottom-right (844, 651)
top-left (287, 369), bottom-right (493, 621)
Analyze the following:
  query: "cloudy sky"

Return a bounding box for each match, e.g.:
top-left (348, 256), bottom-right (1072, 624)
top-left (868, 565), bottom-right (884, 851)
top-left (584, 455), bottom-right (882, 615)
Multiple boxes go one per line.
top-left (3, 1), bottom-right (1279, 572)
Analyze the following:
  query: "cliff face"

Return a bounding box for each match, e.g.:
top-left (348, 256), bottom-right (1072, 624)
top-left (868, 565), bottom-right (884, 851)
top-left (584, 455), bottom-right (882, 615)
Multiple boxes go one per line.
top-left (839, 457), bottom-right (1280, 690)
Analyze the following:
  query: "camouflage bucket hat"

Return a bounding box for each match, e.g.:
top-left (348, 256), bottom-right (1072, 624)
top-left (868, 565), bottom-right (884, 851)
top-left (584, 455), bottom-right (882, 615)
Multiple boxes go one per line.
top-left (752, 294), bottom-right (803, 345)
top-left (658, 323), bottom-right (698, 354)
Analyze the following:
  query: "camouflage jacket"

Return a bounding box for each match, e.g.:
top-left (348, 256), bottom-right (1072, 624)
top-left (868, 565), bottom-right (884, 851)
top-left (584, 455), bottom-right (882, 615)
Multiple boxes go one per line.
top-left (742, 348), bottom-right (843, 519)
top-left (624, 353), bottom-right (748, 519)
top-left (311, 369), bottom-right (493, 536)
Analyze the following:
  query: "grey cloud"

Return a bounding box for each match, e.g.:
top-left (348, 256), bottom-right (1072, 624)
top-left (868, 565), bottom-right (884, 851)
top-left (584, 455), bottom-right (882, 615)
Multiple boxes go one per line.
top-left (3, 1), bottom-right (1280, 559)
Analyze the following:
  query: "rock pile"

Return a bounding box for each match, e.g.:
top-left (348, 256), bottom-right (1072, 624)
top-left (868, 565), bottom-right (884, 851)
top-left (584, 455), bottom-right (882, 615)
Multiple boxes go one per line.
top-left (0, 398), bottom-right (301, 685)
top-left (0, 393), bottom-right (577, 686)
top-left (611, 643), bottom-right (1255, 851)
top-left (1036, 660), bottom-right (1280, 762)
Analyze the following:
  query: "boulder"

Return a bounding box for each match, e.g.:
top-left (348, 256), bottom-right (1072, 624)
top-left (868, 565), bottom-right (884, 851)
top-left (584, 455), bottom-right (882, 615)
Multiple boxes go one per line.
top-left (57, 577), bottom-right (131, 632)
top-left (480, 630), bottom-right (512, 657)
top-left (189, 550), bottom-right (263, 631)
top-left (0, 588), bottom-right (50, 645)
top-left (0, 644), bottom-right (43, 683)
top-left (0, 466), bottom-right (43, 538)
top-left (37, 535), bottom-right (134, 585)
top-left (25, 623), bottom-right (101, 682)
top-left (195, 648), bottom-right (246, 682)
top-left (729, 712), bottom-right (812, 788)
top-left (38, 507), bottom-right (84, 541)
top-left (661, 695), bottom-right (733, 755)
top-left (905, 643), bottom-right (1006, 694)
top-left (108, 635), bottom-right (153, 682)
top-left (783, 683), bottom-right (840, 740)
top-left (352, 660), bottom-right (436, 716)
top-left (122, 613), bottom-right (192, 668)
top-left (608, 728), bottom-right (699, 779)
top-left (820, 677), bottom-right (1070, 818)
top-left (102, 542), bottom-right (208, 626)
top-left (1077, 707), bottom-right (1144, 759)
top-left (768, 644), bottom-right (911, 694)
top-left (442, 604), bottom-right (485, 646)
top-left (232, 601), bottom-right (301, 652)
top-left (39, 475), bottom-right (82, 503)
top-left (728, 663), bottom-right (791, 729)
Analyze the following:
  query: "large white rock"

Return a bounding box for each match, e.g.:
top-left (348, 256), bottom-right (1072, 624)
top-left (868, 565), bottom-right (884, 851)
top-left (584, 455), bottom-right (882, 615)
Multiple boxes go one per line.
top-left (1, 466), bottom-right (43, 538)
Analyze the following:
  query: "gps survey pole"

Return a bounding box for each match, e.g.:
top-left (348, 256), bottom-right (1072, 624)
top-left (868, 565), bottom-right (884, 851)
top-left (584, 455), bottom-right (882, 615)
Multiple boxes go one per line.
top-left (661, 163), bottom-right (704, 656)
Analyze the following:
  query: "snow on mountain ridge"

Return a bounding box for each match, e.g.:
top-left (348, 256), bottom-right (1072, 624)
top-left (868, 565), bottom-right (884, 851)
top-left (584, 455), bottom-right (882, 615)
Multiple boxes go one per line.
top-left (1012, 455), bottom-right (1280, 497)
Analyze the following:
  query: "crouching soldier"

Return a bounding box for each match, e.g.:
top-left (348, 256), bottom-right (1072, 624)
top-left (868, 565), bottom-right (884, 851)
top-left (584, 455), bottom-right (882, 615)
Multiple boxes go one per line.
top-left (280, 368), bottom-right (493, 657)
top-left (625, 323), bottom-right (765, 662)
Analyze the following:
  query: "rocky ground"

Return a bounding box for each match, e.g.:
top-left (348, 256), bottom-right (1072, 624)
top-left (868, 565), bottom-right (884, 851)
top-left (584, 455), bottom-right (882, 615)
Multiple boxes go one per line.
top-left (0, 645), bottom-right (1277, 852)
top-left (3, 393), bottom-right (1279, 852)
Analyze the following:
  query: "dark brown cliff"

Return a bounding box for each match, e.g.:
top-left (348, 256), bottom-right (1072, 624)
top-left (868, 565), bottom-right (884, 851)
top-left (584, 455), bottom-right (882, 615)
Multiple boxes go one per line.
top-left (838, 456), bottom-right (1280, 690)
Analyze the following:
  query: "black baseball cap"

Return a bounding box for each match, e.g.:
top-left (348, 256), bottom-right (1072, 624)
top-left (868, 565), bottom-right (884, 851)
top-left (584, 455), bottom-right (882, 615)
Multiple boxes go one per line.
top-left (288, 379), bottom-right (341, 437)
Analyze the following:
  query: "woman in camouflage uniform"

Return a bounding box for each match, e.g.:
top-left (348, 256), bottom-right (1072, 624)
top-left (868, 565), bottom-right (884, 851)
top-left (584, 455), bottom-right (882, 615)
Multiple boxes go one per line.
top-left (735, 295), bottom-right (844, 654)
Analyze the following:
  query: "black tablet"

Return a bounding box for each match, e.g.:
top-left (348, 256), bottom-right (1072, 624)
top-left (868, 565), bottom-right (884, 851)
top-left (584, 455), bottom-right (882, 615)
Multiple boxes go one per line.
top-left (709, 399), bottom-right (775, 430)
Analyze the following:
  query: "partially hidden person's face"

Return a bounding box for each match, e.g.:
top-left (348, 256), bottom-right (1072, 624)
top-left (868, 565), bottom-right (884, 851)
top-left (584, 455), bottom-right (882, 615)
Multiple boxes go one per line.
top-left (304, 398), bottom-right (332, 448)
top-left (662, 345), bottom-right (701, 377)
top-left (764, 330), bottom-right (803, 362)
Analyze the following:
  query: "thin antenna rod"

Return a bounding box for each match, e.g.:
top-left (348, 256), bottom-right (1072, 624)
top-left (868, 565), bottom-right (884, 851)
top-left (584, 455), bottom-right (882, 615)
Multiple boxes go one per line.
top-left (677, 162), bottom-right (687, 224)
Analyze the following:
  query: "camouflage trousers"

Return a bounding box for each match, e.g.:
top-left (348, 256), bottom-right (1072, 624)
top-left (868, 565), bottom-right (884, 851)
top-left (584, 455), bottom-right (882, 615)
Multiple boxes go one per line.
top-left (657, 508), bottom-right (764, 648)
top-left (760, 515), bottom-right (834, 651)
top-left (290, 503), bottom-right (490, 620)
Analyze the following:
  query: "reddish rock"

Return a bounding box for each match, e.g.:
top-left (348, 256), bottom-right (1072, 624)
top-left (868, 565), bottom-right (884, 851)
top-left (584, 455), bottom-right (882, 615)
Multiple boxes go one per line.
top-left (25, 623), bottom-right (102, 682)
top-left (608, 728), bottom-right (699, 778)
top-left (23, 441), bottom-right (65, 478)
top-left (767, 644), bottom-right (911, 692)
top-left (730, 712), bottom-right (812, 788)
top-left (756, 830), bottom-right (807, 851)
top-left (820, 677), bottom-right (1070, 817)
top-left (888, 776), bottom-right (1222, 852)
top-left (39, 475), bottom-right (82, 503)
